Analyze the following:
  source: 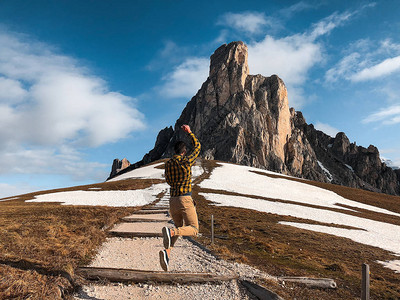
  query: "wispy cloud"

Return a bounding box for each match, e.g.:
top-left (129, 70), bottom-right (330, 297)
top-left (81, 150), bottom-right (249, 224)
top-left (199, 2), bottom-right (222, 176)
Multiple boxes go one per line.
top-left (380, 149), bottom-right (400, 168)
top-left (326, 37), bottom-right (400, 83)
top-left (314, 121), bottom-right (340, 137)
top-left (159, 57), bottom-right (209, 98)
top-left (248, 34), bottom-right (322, 85)
top-left (0, 29), bottom-right (145, 184)
top-left (0, 182), bottom-right (39, 199)
top-left (0, 31), bottom-right (145, 148)
top-left (146, 40), bottom-right (190, 71)
top-left (362, 105), bottom-right (400, 125)
top-left (325, 52), bottom-right (361, 83)
top-left (160, 3), bottom-right (374, 109)
top-left (351, 56), bottom-right (400, 82)
top-left (217, 12), bottom-right (270, 35)
top-left (330, 38), bottom-right (400, 127)
top-left (246, 9), bottom-right (354, 107)
top-left (232, 3), bottom-right (374, 107)
top-left (280, 1), bottom-right (314, 18)
top-left (310, 12), bottom-right (351, 40)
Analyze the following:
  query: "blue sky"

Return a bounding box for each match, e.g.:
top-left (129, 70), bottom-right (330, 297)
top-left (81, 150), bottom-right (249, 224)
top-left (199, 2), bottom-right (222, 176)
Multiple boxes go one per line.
top-left (0, 0), bottom-right (399, 198)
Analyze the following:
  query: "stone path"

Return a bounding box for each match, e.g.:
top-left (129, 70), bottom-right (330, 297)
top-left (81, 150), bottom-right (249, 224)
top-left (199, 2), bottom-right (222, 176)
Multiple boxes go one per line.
top-left (73, 169), bottom-right (281, 299)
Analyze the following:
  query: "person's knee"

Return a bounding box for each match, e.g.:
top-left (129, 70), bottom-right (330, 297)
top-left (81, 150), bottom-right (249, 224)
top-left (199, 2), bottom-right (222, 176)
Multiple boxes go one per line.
top-left (190, 225), bottom-right (199, 236)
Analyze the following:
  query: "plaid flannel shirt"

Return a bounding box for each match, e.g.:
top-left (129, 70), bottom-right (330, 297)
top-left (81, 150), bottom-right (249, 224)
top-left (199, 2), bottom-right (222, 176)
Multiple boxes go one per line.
top-left (165, 132), bottom-right (201, 197)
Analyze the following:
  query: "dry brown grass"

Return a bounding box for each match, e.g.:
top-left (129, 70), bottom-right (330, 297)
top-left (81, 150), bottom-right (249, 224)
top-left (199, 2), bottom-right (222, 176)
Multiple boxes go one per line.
top-left (2, 159), bottom-right (400, 299)
top-left (193, 160), bottom-right (400, 300)
top-left (0, 178), bottom-right (158, 299)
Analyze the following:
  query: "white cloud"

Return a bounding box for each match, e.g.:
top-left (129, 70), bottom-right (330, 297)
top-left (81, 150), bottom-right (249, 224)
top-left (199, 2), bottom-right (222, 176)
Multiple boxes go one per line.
top-left (325, 52), bottom-right (361, 83)
top-left (380, 149), bottom-right (400, 169)
top-left (280, 1), bottom-right (314, 18)
top-left (314, 121), bottom-right (340, 137)
top-left (244, 10), bottom-right (355, 108)
top-left (0, 144), bottom-right (107, 180)
top-left (308, 11), bottom-right (352, 40)
top-left (328, 38), bottom-right (400, 127)
top-left (0, 30), bottom-right (145, 148)
top-left (0, 182), bottom-right (39, 199)
top-left (248, 34), bottom-right (322, 85)
top-left (0, 29), bottom-right (146, 190)
top-left (326, 37), bottom-right (400, 83)
top-left (362, 105), bottom-right (400, 125)
top-left (146, 40), bottom-right (188, 71)
top-left (247, 34), bottom-right (322, 108)
top-left (0, 77), bottom-right (28, 102)
top-left (160, 9), bottom-right (357, 107)
top-left (218, 12), bottom-right (269, 35)
top-left (351, 56), bottom-right (400, 82)
top-left (160, 57), bottom-right (209, 98)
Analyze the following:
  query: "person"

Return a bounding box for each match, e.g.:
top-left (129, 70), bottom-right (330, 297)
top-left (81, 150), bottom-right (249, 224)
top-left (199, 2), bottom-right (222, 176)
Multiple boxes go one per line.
top-left (159, 124), bottom-right (201, 271)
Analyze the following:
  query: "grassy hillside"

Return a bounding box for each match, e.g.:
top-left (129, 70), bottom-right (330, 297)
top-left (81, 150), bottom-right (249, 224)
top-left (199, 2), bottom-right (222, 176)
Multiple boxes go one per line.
top-left (0, 179), bottom-right (160, 299)
top-left (194, 160), bottom-right (400, 299)
top-left (1, 159), bottom-right (399, 299)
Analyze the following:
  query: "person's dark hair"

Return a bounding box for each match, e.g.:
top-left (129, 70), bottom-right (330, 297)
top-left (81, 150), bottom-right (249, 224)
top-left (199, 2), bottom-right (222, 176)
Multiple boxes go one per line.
top-left (174, 141), bottom-right (187, 155)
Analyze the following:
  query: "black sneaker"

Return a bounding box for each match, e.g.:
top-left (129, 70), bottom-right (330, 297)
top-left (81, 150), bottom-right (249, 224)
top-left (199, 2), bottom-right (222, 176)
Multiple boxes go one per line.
top-left (159, 249), bottom-right (169, 271)
top-left (162, 227), bottom-right (171, 249)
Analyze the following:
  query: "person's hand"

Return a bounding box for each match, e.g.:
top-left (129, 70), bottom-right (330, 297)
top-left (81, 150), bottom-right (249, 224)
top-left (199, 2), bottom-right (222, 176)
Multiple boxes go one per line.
top-left (181, 125), bottom-right (191, 134)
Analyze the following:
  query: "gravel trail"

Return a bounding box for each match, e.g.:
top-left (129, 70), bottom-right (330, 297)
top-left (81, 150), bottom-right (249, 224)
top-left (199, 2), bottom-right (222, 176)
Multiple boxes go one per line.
top-left (73, 178), bottom-right (276, 299)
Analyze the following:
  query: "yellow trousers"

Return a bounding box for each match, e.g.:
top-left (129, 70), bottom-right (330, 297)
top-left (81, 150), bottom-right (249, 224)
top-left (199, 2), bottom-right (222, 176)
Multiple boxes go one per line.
top-left (169, 195), bottom-right (199, 247)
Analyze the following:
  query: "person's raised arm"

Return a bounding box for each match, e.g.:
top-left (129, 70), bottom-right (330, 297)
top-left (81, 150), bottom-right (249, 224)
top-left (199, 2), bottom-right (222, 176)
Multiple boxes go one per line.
top-left (181, 125), bottom-right (200, 166)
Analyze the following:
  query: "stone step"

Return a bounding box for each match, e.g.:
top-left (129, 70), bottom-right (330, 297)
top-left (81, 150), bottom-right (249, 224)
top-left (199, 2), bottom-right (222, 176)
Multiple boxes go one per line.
top-left (78, 267), bottom-right (238, 283)
top-left (133, 210), bottom-right (169, 214)
top-left (108, 222), bottom-right (169, 238)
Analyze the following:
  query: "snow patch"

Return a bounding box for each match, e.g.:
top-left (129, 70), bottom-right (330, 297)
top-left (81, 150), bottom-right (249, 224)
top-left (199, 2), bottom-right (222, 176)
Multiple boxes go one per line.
top-left (377, 260), bottom-right (400, 273)
top-left (381, 158), bottom-right (400, 170)
top-left (0, 197), bottom-right (20, 202)
top-left (26, 183), bottom-right (168, 207)
top-left (192, 165), bottom-right (204, 179)
top-left (107, 162), bottom-right (165, 181)
top-left (200, 163), bottom-right (400, 216)
top-left (279, 221), bottom-right (400, 261)
top-left (317, 160), bottom-right (333, 182)
top-left (199, 192), bottom-right (400, 260)
top-left (345, 164), bottom-right (354, 172)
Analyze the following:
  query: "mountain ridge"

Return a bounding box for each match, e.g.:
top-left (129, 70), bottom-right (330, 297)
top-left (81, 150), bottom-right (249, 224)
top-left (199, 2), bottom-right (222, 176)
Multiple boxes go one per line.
top-left (109, 41), bottom-right (400, 196)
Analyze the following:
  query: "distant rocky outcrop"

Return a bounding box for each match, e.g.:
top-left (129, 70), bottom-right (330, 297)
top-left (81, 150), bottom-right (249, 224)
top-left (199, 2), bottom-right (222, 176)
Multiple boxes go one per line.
top-left (295, 114), bottom-right (400, 195)
top-left (109, 158), bottom-right (131, 178)
top-left (107, 127), bottom-right (173, 180)
top-left (108, 41), bottom-right (400, 195)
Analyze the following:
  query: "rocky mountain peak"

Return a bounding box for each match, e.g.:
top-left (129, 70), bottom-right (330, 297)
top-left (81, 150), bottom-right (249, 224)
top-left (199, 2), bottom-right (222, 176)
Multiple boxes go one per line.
top-left (332, 132), bottom-right (350, 155)
top-left (108, 41), bottom-right (400, 195)
top-left (209, 41), bottom-right (249, 101)
top-left (109, 157), bottom-right (130, 178)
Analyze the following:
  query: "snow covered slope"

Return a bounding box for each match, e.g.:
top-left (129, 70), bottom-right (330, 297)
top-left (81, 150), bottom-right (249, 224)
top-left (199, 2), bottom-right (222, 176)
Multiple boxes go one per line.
top-left (23, 160), bottom-right (400, 273)
top-left (198, 162), bottom-right (400, 273)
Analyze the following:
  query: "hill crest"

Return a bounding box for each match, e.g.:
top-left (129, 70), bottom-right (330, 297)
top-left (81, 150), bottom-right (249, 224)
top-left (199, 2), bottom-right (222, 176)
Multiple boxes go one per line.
top-left (109, 41), bottom-right (400, 195)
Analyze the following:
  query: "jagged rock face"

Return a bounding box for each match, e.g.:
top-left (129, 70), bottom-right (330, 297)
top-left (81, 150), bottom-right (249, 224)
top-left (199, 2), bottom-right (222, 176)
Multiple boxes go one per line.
top-left (285, 110), bottom-right (327, 182)
top-left (109, 158), bottom-right (131, 178)
top-left (108, 41), bottom-right (400, 195)
top-left (296, 118), bottom-right (400, 195)
top-left (107, 126), bottom-right (173, 180)
top-left (163, 41), bottom-right (294, 173)
top-left (142, 126), bottom-right (174, 165)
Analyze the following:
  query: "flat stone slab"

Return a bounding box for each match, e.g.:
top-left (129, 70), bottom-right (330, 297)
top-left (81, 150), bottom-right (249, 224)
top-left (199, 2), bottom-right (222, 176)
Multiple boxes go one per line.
top-left (141, 206), bottom-right (169, 210)
top-left (123, 214), bottom-right (169, 222)
top-left (78, 267), bottom-right (238, 283)
top-left (111, 222), bottom-right (169, 234)
top-left (133, 210), bottom-right (169, 214)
